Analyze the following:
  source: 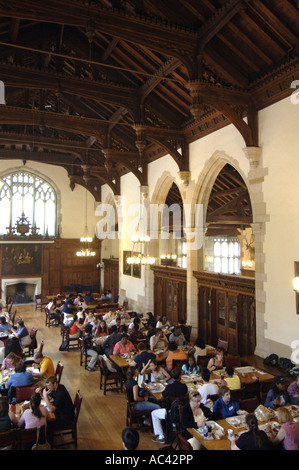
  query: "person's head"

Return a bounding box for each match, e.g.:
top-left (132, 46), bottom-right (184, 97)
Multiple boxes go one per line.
top-left (149, 360), bottom-right (158, 372)
top-left (276, 407), bottom-right (292, 424)
top-left (218, 385), bottom-right (230, 404)
top-left (34, 352), bottom-right (44, 363)
top-left (168, 341), bottom-right (178, 352)
top-left (0, 396), bottom-right (9, 417)
top-left (137, 342), bottom-right (146, 352)
top-left (155, 328), bottom-right (163, 338)
top-left (225, 366), bottom-right (234, 377)
top-left (30, 393), bottom-right (42, 418)
top-left (195, 337), bottom-right (206, 349)
top-left (188, 389), bottom-right (201, 408)
top-left (170, 367), bottom-right (181, 381)
top-left (0, 316), bottom-right (7, 325)
top-left (173, 326), bottom-right (181, 337)
top-left (85, 323), bottom-right (93, 334)
top-left (45, 376), bottom-right (59, 392)
top-left (178, 318), bottom-right (186, 326)
top-left (186, 354), bottom-right (196, 368)
top-left (161, 315), bottom-right (167, 323)
top-left (245, 414), bottom-right (264, 448)
top-left (15, 362), bottom-right (26, 373)
top-left (115, 317), bottom-right (121, 326)
top-left (17, 320), bottom-right (24, 328)
top-left (110, 325), bottom-right (117, 334)
top-left (272, 376), bottom-right (286, 391)
top-left (121, 334), bottom-right (128, 345)
top-left (99, 320), bottom-right (107, 329)
top-left (215, 348), bottom-right (224, 361)
top-left (201, 368), bottom-right (211, 382)
top-left (122, 427), bottom-right (139, 450)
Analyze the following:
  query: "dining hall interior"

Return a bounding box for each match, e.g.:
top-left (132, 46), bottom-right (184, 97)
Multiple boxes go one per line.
top-left (0, 0), bottom-right (298, 452)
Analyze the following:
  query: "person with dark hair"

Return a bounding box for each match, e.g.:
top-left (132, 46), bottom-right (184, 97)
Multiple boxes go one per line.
top-left (14, 393), bottom-right (49, 430)
top-left (122, 427), bottom-right (139, 450)
top-left (82, 323), bottom-right (102, 371)
top-left (113, 334), bottom-right (135, 356)
top-left (264, 376), bottom-right (291, 409)
top-left (223, 366), bottom-right (241, 390)
top-left (32, 351), bottom-right (55, 379)
top-left (129, 342), bottom-right (155, 370)
top-left (231, 413), bottom-right (273, 450)
top-left (193, 337), bottom-right (207, 361)
top-left (5, 361), bottom-right (34, 398)
top-left (0, 316), bottom-right (12, 333)
top-left (141, 359), bottom-right (171, 384)
top-left (197, 368), bottom-right (218, 405)
top-left (0, 396), bottom-right (14, 432)
top-left (101, 325), bottom-right (122, 355)
top-left (169, 326), bottom-right (186, 346)
top-left (149, 328), bottom-right (168, 352)
top-left (164, 341), bottom-right (188, 372)
top-left (129, 322), bottom-right (145, 345)
top-left (213, 385), bottom-right (245, 420)
top-left (182, 354), bottom-right (200, 375)
top-left (11, 319), bottom-right (31, 347)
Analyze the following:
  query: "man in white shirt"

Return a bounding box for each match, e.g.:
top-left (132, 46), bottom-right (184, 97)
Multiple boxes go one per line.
top-left (198, 368), bottom-right (219, 405)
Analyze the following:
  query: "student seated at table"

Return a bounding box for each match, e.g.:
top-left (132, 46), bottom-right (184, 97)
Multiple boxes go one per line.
top-left (156, 315), bottom-right (171, 330)
top-left (101, 326), bottom-right (122, 356)
top-left (67, 314), bottom-right (85, 339)
top-left (11, 320), bottom-right (31, 348)
top-left (193, 337), bottom-right (207, 362)
top-left (222, 366), bottom-right (241, 390)
top-left (207, 348), bottom-right (225, 372)
top-left (174, 319), bottom-right (190, 342)
top-left (264, 376), bottom-right (291, 409)
top-left (113, 334), bottom-right (136, 356)
top-left (1, 352), bottom-right (22, 371)
top-left (149, 328), bottom-right (168, 352)
top-left (125, 367), bottom-right (160, 426)
top-left (213, 385), bottom-right (246, 420)
top-left (32, 352), bottom-right (55, 379)
top-left (129, 342), bottom-right (155, 370)
top-left (181, 389), bottom-right (217, 450)
top-left (151, 367), bottom-right (188, 444)
top-left (13, 392), bottom-right (49, 433)
top-left (94, 319), bottom-right (109, 337)
top-left (267, 406), bottom-right (299, 450)
top-left (181, 354), bottom-right (200, 376)
top-left (111, 316), bottom-right (127, 334)
top-left (5, 361), bottom-right (34, 399)
top-left (82, 323), bottom-right (103, 372)
top-left (0, 316), bottom-right (12, 333)
top-left (163, 341), bottom-right (188, 372)
top-left (129, 323), bottom-right (145, 345)
top-left (141, 359), bottom-right (171, 384)
top-left (287, 375), bottom-right (299, 404)
top-left (0, 396), bottom-right (15, 433)
top-left (168, 326), bottom-right (186, 346)
top-left (230, 413), bottom-right (273, 451)
top-left (197, 368), bottom-right (219, 405)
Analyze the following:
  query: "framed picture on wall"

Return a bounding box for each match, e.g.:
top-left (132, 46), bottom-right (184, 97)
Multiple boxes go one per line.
top-left (1, 243), bottom-right (42, 276)
top-left (123, 251), bottom-right (132, 276)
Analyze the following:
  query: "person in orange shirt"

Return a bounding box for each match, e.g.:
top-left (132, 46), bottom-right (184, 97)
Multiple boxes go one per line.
top-left (164, 341), bottom-right (187, 372)
top-left (32, 352), bottom-right (55, 379)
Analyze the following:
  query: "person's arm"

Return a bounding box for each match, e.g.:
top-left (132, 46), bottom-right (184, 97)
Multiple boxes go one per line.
top-left (140, 359), bottom-right (152, 375)
top-left (42, 388), bottom-right (56, 413)
top-left (132, 383), bottom-right (146, 402)
top-left (207, 358), bottom-right (216, 372)
top-left (268, 426), bottom-right (286, 445)
top-left (230, 434), bottom-right (241, 450)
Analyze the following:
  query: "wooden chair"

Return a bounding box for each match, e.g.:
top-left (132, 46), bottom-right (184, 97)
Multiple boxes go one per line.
top-left (9, 308), bottom-right (17, 327)
top-left (79, 338), bottom-right (92, 369)
top-left (239, 397), bottom-right (260, 413)
top-left (226, 354), bottom-right (241, 367)
top-left (35, 294), bottom-right (47, 312)
top-left (98, 356), bottom-right (123, 395)
top-left (51, 390), bottom-right (83, 449)
top-left (11, 385), bottom-right (37, 403)
top-left (217, 338), bottom-right (229, 352)
top-left (197, 355), bottom-right (208, 369)
top-left (259, 380), bottom-right (272, 405)
top-left (0, 429), bottom-right (18, 450)
top-left (124, 386), bottom-right (152, 429)
top-left (55, 361), bottom-right (64, 384)
top-left (24, 340), bottom-right (44, 365)
top-left (176, 433), bottom-right (193, 450)
top-left (64, 327), bottom-right (80, 351)
top-left (18, 425), bottom-right (47, 450)
top-left (23, 328), bottom-right (38, 357)
top-left (230, 388), bottom-right (245, 402)
top-left (184, 325), bottom-right (192, 343)
top-left (172, 359), bottom-right (186, 371)
top-left (45, 307), bottom-right (59, 328)
top-left (241, 381), bottom-right (260, 400)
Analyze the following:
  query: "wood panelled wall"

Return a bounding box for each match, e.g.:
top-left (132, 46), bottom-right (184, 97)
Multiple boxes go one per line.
top-left (0, 238), bottom-right (101, 298)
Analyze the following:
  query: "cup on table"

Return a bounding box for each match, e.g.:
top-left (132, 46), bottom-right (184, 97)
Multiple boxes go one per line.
top-left (227, 429), bottom-right (233, 440)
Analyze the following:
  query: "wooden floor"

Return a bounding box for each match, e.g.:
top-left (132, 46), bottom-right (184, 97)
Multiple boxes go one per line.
top-left (14, 304), bottom-right (157, 451)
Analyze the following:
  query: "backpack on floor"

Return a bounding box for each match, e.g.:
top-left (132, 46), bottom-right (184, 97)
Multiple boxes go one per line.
top-left (263, 354), bottom-right (279, 367)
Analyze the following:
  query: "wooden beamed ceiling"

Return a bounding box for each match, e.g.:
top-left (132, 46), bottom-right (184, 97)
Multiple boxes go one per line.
top-left (0, 0), bottom-right (297, 201)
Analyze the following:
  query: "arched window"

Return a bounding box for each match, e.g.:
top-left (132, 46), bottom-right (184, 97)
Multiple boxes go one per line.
top-left (0, 170), bottom-right (57, 236)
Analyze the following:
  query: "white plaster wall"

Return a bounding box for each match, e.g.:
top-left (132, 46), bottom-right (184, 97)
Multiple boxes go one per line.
top-left (260, 97), bottom-right (299, 349)
top-left (0, 160), bottom-right (98, 239)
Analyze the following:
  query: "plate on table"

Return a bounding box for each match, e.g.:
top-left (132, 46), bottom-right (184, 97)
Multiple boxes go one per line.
top-left (148, 383), bottom-right (165, 393)
top-left (225, 415), bottom-right (246, 429)
top-left (181, 375), bottom-right (192, 381)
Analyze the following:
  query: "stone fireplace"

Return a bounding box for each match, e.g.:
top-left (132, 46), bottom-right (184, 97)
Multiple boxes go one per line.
top-left (1, 277), bottom-right (41, 304)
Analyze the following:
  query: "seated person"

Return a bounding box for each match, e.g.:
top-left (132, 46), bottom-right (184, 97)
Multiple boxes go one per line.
top-left (110, 316), bottom-right (127, 334)
top-left (42, 376), bottom-right (75, 440)
top-left (181, 354), bottom-right (200, 375)
top-left (231, 413), bottom-right (273, 450)
top-left (129, 342), bottom-right (155, 370)
top-left (193, 337), bottom-right (207, 361)
top-left (0, 316), bottom-right (12, 333)
top-left (151, 367), bottom-right (188, 444)
top-left (264, 376), bottom-right (291, 409)
top-left (122, 427), bottom-right (139, 451)
top-left (1, 352), bottom-right (22, 371)
top-left (0, 396), bottom-right (15, 436)
top-left (287, 375), bottom-right (299, 404)
top-left (156, 315), bottom-right (171, 330)
top-left (67, 314), bottom-right (85, 339)
top-left (163, 341), bottom-right (188, 372)
top-left (197, 368), bottom-right (219, 405)
top-left (5, 362), bottom-right (34, 399)
top-left (175, 319), bottom-right (190, 341)
top-left (13, 392), bottom-right (49, 431)
top-left (101, 326), bottom-right (122, 355)
top-left (32, 352), bottom-right (55, 379)
top-left (129, 324), bottom-right (145, 345)
top-left (125, 367), bottom-right (160, 426)
top-left (141, 359), bottom-right (170, 384)
top-left (82, 323), bottom-right (102, 372)
top-left (207, 348), bottom-right (225, 372)
top-left (94, 319), bottom-right (109, 337)
top-left (267, 406), bottom-right (299, 450)
top-left (168, 326), bottom-right (186, 346)
top-left (223, 366), bottom-right (241, 390)
top-left (181, 389), bottom-right (217, 450)
top-left (213, 385), bottom-right (246, 420)
top-left (149, 328), bottom-right (168, 352)
top-left (11, 320), bottom-right (31, 348)
top-left (113, 334), bottom-right (136, 356)
top-left (61, 295), bottom-right (75, 315)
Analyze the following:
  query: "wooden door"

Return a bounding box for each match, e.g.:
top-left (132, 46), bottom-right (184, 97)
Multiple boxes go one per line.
top-left (198, 286), bottom-right (212, 344)
top-left (239, 295), bottom-right (256, 356)
top-left (215, 291), bottom-right (238, 354)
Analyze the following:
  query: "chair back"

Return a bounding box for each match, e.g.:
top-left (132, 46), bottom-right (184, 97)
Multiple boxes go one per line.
top-left (239, 397), bottom-right (260, 413)
top-left (18, 425), bottom-right (46, 447)
top-left (38, 340), bottom-right (44, 354)
top-left (11, 385), bottom-right (37, 403)
top-left (10, 309), bottom-right (17, 327)
top-left (184, 325), bottom-right (192, 342)
top-left (225, 355), bottom-right (241, 367)
top-left (55, 361), bottom-right (64, 384)
top-left (0, 429), bottom-right (17, 449)
top-left (177, 433), bottom-right (193, 450)
top-left (74, 390), bottom-right (83, 423)
top-left (172, 359), bottom-right (185, 371)
top-left (217, 338), bottom-right (229, 352)
top-left (8, 301), bottom-right (13, 315)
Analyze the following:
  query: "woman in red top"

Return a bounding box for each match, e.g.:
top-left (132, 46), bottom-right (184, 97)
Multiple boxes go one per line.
top-left (68, 314), bottom-right (84, 339)
top-left (94, 319), bottom-right (109, 337)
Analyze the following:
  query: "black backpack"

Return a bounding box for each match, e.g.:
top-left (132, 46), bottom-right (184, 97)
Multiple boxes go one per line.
top-left (278, 357), bottom-right (294, 373)
top-left (263, 354), bottom-right (279, 367)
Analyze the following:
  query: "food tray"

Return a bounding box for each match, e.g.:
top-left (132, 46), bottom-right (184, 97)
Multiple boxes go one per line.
top-left (148, 383), bottom-right (165, 393)
top-left (195, 421), bottom-right (225, 440)
top-left (235, 366), bottom-right (256, 374)
top-left (225, 415), bottom-right (246, 429)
